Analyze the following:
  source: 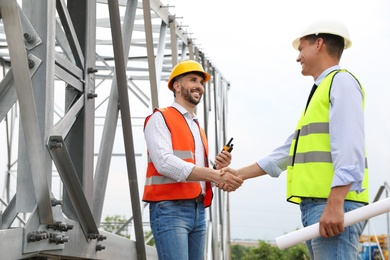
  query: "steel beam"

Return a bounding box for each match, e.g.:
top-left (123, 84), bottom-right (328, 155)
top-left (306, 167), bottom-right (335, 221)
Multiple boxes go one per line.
top-left (142, 0), bottom-right (159, 109)
top-left (1, 0), bottom-right (54, 224)
top-left (93, 0), bottom-right (138, 225)
top-left (47, 135), bottom-right (99, 238)
top-left (107, 0), bottom-right (146, 258)
top-left (0, 1), bottom-right (232, 259)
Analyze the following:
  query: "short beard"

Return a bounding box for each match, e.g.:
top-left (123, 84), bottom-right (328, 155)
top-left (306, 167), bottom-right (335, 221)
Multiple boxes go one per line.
top-left (180, 85), bottom-right (202, 105)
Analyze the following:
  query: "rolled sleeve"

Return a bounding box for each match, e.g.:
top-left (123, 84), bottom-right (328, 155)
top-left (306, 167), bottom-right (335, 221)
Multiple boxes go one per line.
top-left (332, 165), bottom-right (365, 193)
top-left (257, 157), bottom-right (284, 177)
top-left (257, 134), bottom-right (293, 177)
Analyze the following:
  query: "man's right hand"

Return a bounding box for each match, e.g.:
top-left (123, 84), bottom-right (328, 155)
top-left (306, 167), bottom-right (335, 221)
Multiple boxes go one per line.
top-left (216, 168), bottom-right (242, 192)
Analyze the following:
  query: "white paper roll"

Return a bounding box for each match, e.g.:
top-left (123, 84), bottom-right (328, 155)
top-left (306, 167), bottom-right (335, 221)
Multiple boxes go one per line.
top-left (275, 197), bottom-right (390, 250)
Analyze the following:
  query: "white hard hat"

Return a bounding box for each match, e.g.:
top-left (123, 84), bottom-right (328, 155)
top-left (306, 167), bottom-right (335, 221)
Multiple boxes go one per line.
top-left (292, 19), bottom-right (352, 50)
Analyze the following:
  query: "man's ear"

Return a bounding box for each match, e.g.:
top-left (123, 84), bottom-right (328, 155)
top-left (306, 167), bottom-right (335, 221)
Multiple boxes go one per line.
top-left (316, 38), bottom-right (325, 51)
top-left (172, 81), bottom-right (180, 92)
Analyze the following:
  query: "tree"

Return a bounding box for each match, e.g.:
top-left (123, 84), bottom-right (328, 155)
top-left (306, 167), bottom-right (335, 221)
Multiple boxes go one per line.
top-left (231, 244), bottom-right (250, 259)
top-left (231, 241), bottom-right (309, 260)
top-left (101, 215), bottom-right (155, 245)
top-left (245, 241), bottom-right (283, 260)
top-left (100, 215), bottom-right (130, 238)
top-left (144, 230), bottom-right (155, 246)
top-left (283, 243), bottom-right (309, 260)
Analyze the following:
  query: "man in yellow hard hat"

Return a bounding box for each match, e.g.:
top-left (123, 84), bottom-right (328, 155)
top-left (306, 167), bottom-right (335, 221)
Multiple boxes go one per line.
top-left (223, 19), bottom-right (369, 259)
top-left (142, 60), bottom-right (242, 260)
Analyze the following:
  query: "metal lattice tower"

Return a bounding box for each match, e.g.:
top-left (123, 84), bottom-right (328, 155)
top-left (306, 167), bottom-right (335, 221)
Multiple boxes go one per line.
top-left (0, 0), bottom-right (232, 259)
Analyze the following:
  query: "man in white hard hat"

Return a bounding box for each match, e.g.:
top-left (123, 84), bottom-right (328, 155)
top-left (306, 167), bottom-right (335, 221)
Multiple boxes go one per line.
top-left (143, 60), bottom-right (242, 260)
top-left (223, 19), bottom-right (369, 259)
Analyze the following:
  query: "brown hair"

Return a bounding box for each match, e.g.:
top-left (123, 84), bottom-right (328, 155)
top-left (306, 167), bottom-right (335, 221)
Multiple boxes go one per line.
top-left (171, 71), bottom-right (206, 97)
top-left (303, 33), bottom-right (344, 59)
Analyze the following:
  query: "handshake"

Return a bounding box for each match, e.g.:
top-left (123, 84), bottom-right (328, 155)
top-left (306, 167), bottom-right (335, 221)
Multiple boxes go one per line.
top-left (215, 167), bottom-right (243, 192)
top-left (212, 149), bottom-right (243, 192)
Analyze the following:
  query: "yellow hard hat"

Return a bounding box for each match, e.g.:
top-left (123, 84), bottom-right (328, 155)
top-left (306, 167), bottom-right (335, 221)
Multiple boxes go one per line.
top-left (167, 60), bottom-right (211, 90)
top-left (292, 19), bottom-right (352, 50)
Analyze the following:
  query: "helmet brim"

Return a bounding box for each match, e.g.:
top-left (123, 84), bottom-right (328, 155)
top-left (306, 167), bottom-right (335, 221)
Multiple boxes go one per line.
top-left (168, 71), bottom-right (211, 90)
top-left (292, 34), bottom-right (352, 50)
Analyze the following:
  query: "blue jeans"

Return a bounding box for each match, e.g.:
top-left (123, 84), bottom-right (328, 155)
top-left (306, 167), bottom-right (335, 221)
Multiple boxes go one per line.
top-left (300, 198), bottom-right (365, 260)
top-left (149, 200), bottom-right (206, 260)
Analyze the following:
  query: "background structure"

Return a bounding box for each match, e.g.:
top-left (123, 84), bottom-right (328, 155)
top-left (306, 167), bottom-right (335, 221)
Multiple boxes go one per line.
top-left (0, 0), bottom-right (231, 259)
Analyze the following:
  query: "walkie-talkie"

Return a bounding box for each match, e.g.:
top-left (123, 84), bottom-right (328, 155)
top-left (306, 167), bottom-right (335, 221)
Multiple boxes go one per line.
top-left (213, 138), bottom-right (234, 169)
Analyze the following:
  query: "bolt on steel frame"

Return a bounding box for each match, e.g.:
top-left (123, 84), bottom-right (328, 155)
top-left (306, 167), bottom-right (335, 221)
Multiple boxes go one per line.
top-left (0, 0), bottom-right (232, 259)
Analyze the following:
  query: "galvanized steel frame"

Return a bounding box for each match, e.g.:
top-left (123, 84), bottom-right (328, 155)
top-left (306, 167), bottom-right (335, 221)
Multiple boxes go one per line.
top-left (0, 0), bottom-right (231, 259)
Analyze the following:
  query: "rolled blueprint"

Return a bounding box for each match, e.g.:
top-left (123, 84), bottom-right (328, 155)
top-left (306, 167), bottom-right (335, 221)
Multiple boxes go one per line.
top-left (275, 197), bottom-right (390, 250)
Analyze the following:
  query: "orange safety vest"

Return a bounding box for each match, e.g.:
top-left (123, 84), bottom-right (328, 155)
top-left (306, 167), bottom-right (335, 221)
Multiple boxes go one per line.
top-left (142, 106), bottom-right (213, 207)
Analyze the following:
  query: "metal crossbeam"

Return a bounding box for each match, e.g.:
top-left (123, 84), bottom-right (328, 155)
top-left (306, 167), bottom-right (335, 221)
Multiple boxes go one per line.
top-left (0, 0), bottom-right (231, 259)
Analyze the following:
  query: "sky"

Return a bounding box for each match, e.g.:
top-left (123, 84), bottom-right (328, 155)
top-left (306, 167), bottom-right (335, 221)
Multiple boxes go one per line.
top-left (160, 0), bottom-right (390, 241)
top-left (1, 0), bottom-right (390, 243)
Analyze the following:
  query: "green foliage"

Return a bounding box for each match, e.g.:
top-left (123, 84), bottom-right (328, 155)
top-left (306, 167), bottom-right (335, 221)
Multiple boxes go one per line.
top-left (101, 215), bottom-right (130, 238)
top-left (101, 215), bottom-right (155, 245)
top-left (144, 230), bottom-right (155, 246)
top-left (283, 243), bottom-right (310, 260)
top-left (231, 243), bottom-right (250, 259)
top-left (245, 241), bottom-right (283, 260)
top-left (231, 241), bottom-right (309, 260)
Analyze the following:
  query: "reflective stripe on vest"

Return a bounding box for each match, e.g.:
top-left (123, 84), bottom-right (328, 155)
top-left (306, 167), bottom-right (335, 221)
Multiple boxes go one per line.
top-left (142, 107), bottom-right (213, 207)
top-left (287, 70), bottom-right (369, 204)
top-left (147, 150), bottom-right (194, 163)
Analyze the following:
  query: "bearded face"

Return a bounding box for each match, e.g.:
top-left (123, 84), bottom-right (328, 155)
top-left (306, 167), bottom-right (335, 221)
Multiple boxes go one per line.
top-left (174, 73), bottom-right (205, 106)
top-left (180, 84), bottom-right (203, 105)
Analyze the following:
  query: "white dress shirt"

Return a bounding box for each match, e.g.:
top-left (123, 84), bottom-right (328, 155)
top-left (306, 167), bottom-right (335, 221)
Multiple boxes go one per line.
top-left (144, 102), bottom-right (206, 194)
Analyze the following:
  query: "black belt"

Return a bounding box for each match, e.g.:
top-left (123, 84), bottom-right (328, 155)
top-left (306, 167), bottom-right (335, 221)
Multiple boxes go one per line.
top-left (168, 195), bottom-right (204, 203)
top-left (193, 194), bottom-right (204, 203)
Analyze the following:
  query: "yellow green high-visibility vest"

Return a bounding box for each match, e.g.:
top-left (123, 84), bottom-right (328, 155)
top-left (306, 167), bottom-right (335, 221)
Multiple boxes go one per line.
top-left (287, 70), bottom-right (369, 204)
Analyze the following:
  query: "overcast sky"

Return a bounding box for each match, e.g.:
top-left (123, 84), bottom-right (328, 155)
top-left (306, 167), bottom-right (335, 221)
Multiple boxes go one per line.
top-left (161, 0), bottom-right (390, 240)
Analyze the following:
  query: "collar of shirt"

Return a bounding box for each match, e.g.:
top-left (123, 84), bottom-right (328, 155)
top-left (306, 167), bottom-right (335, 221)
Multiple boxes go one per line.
top-left (172, 102), bottom-right (198, 121)
top-left (315, 65), bottom-right (341, 86)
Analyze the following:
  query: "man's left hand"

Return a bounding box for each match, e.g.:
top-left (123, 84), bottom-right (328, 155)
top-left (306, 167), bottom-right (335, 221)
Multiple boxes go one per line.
top-left (214, 150), bottom-right (232, 169)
